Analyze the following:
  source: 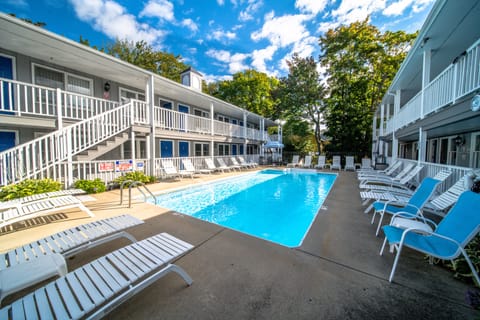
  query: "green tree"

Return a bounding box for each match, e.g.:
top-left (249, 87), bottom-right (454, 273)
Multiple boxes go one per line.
top-left (278, 53), bottom-right (326, 153)
top-left (212, 69), bottom-right (280, 118)
top-left (8, 13), bottom-right (46, 27)
top-left (319, 19), bottom-right (417, 156)
top-left (107, 39), bottom-right (188, 83)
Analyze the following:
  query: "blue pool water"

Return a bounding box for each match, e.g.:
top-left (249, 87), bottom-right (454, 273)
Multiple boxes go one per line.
top-left (149, 169), bottom-right (336, 247)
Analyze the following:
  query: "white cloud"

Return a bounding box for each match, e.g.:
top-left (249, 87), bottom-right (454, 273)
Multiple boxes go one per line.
top-left (69, 0), bottom-right (166, 45)
top-left (207, 28), bottom-right (237, 42)
top-left (5, 0), bottom-right (28, 8)
top-left (251, 45), bottom-right (278, 73)
top-left (412, 0), bottom-right (435, 13)
top-left (383, 0), bottom-right (413, 16)
top-left (206, 49), bottom-right (249, 74)
top-left (291, 36), bottom-right (317, 58)
top-left (140, 0), bottom-right (175, 22)
top-left (216, 0), bottom-right (225, 5)
top-left (239, 0), bottom-right (263, 22)
top-left (295, 0), bottom-right (329, 15)
top-left (181, 18), bottom-right (198, 32)
top-left (251, 11), bottom-right (310, 48)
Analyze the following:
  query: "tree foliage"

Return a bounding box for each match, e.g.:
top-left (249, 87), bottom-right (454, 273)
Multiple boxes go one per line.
top-left (319, 18), bottom-right (417, 156)
top-left (106, 40), bottom-right (188, 83)
top-left (278, 53), bottom-right (326, 153)
top-left (210, 69), bottom-right (280, 118)
top-left (8, 14), bottom-right (46, 27)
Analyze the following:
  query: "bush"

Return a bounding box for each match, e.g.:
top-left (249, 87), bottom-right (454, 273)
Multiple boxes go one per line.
top-left (0, 178), bottom-right (61, 201)
top-left (114, 171), bottom-right (156, 188)
top-left (74, 178), bottom-right (106, 194)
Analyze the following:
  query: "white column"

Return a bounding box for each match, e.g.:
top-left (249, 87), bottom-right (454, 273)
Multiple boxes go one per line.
top-left (147, 75), bottom-right (155, 175)
top-left (260, 118), bottom-right (265, 157)
top-left (56, 88), bottom-right (63, 130)
top-left (130, 129), bottom-right (136, 167)
top-left (243, 112), bottom-right (247, 155)
top-left (421, 49), bottom-right (431, 119)
top-left (379, 104), bottom-right (385, 155)
top-left (210, 102), bottom-right (214, 158)
top-left (372, 113), bottom-right (377, 159)
top-left (392, 90), bottom-right (401, 161)
top-left (418, 127), bottom-right (427, 164)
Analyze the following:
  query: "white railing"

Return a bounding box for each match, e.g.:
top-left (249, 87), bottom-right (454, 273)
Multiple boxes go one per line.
top-left (0, 78), bottom-right (118, 119)
top-left (213, 120), bottom-right (244, 138)
top-left (384, 37), bottom-right (480, 135)
top-left (0, 102), bottom-right (132, 186)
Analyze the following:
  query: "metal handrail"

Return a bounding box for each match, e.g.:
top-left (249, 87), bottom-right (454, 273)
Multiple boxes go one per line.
top-left (119, 180), bottom-right (157, 208)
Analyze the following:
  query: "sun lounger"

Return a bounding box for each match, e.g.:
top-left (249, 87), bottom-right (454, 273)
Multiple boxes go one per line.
top-left (181, 159), bottom-right (213, 175)
top-left (0, 214), bottom-right (144, 304)
top-left (315, 155), bottom-right (328, 169)
top-left (0, 232), bottom-right (193, 319)
top-left (161, 159), bottom-right (193, 179)
top-left (0, 195), bottom-right (94, 229)
top-left (330, 156), bottom-right (341, 170)
top-left (217, 158), bottom-right (238, 171)
top-left (302, 155), bottom-right (312, 168)
top-left (0, 189), bottom-right (86, 209)
top-left (205, 158), bottom-right (223, 172)
top-left (230, 157), bottom-right (248, 170)
top-left (287, 155), bottom-right (300, 168)
top-left (358, 163), bottom-right (414, 184)
top-left (344, 156), bottom-right (355, 171)
top-left (357, 160), bottom-right (402, 179)
top-left (238, 156), bottom-right (257, 168)
top-left (380, 191), bottom-right (480, 283)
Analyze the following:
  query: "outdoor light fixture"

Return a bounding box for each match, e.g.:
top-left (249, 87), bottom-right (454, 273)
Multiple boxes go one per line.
top-left (104, 81), bottom-right (111, 92)
top-left (471, 94), bottom-right (480, 112)
top-left (454, 135), bottom-right (465, 146)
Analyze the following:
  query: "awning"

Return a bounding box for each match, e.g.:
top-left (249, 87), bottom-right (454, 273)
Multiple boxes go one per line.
top-left (264, 141), bottom-right (284, 148)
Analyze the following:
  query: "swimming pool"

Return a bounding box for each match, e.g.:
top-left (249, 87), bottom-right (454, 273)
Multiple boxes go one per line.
top-left (149, 169), bottom-right (337, 247)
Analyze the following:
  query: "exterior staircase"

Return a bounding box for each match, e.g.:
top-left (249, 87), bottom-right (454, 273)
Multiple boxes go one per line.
top-left (74, 132), bottom-right (129, 161)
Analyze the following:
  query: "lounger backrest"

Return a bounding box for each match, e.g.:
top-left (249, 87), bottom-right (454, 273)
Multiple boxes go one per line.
top-left (429, 177), bottom-right (465, 210)
top-left (346, 156), bottom-right (354, 166)
top-left (332, 156), bottom-right (340, 165)
top-left (436, 191), bottom-right (480, 249)
top-left (361, 158), bottom-right (371, 169)
top-left (205, 158), bottom-right (216, 169)
top-left (393, 163), bottom-right (414, 180)
top-left (291, 155), bottom-right (299, 164)
top-left (384, 161), bottom-right (402, 175)
top-left (317, 155), bottom-right (326, 166)
top-left (398, 166), bottom-right (424, 185)
top-left (217, 158), bottom-right (227, 167)
top-left (304, 156), bottom-right (312, 166)
top-left (407, 177), bottom-right (441, 212)
top-left (182, 159), bottom-right (195, 171)
top-left (231, 157), bottom-right (240, 165)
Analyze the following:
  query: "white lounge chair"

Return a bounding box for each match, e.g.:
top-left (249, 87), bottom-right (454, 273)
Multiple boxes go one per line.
top-left (358, 163), bottom-right (415, 185)
top-left (330, 156), bottom-right (341, 170)
top-left (0, 195), bottom-right (94, 229)
top-left (287, 155), bottom-right (300, 168)
top-left (205, 158), bottom-right (223, 172)
top-left (357, 158), bottom-right (372, 172)
top-left (182, 159), bottom-right (213, 175)
top-left (315, 155), bottom-right (327, 169)
top-left (238, 156), bottom-right (257, 168)
top-left (357, 160), bottom-right (402, 179)
top-left (161, 159), bottom-right (193, 179)
top-left (0, 189), bottom-right (86, 209)
top-left (0, 232), bottom-right (193, 319)
top-left (302, 155), bottom-right (312, 168)
top-left (217, 158), bottom-right (238, 171)
top-left (0, 214), bottom-right (144, 303)
top-left (230, 157), bottom-right (247, 170)
top-left (344, 156), bottom-right (355, 171)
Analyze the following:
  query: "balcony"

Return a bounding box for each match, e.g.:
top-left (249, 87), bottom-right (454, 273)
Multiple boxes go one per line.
top-left (385, 37), bottom-right (480, 135)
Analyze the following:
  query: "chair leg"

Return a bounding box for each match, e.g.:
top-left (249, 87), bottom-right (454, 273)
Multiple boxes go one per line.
top-left (461, 249), bottom-right (480, 286)
top-left (389, 244), bottom-right (404, 282)
top-left (370, 210), bottom-right (378, 224)
top-left (380, 237), bottom-right (388, 255)
top-left (375, 212), bottom-right (385, 236)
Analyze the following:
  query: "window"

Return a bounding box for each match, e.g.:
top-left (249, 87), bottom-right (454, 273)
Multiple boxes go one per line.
top-left (218, 144), bottom-right (230, 156)
top-left (217, 115), bottom-right (229, 123)
top-left (195, 143), bottom-right (209, 156)
top-left (194, 109), bottom-right (209, 118)
top-left (33, 64), bottom-right (93, 95)
top-left (120, 88), bottom-right (145, 102)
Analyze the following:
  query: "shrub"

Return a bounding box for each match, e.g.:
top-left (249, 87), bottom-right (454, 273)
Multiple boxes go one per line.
top-left (0, 178), bottom-right (61, 201)
top-left (74, 178), bottom-right (106, 194)
top-left (114, 171), bottom-right (156, 188)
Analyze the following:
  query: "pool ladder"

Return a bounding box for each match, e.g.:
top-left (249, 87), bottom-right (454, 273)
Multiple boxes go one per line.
top-left (119, 180), bottom-right (157, 208)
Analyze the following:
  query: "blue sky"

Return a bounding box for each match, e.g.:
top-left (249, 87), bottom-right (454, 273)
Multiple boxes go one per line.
top-left (2, 0), bottom-right (434, 82)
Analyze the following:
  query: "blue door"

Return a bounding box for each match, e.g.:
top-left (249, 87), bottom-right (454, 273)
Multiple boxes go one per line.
top-left (160, 140), bottom-right (173, 158)
top-left (179, 141), bottom-right (189, 157)
top-left (0, 55), bottom-right (14, 112)
top-left (232, 144), bottom-right (237, 155)
top-left (178, 105), bottom-right (189, 131)
top-left (0, 131), bottom-right (16, 152)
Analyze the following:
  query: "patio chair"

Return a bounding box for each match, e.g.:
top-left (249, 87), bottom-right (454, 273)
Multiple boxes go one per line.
top-left (315, 155), bottom-right (328, 169)
top-left (359, 165), bottom-right (423, 191)
top-left (302, 155), bottom-right (312, 168)
top-left (230, 157), bottom-right (248, 170)
top-left (161, 159), bottom-right (193, 179)
top-left (205, 158), bottom-right (223, 172)
top-left (357, 158), bottom-right (372, 172)
top-left (344, 156), bottom-right (355, 171)
top-left (238, 156), bottom-right (257, 168)
top-left (357, 160), bottom-right (402, 179)
top-left (360, 170), bottom-right (452, 211)
top-left (380, 191), bottom-right (480, 284)
top-left (0, 188), bottom-right (86, 209)
top-left (217, 158), bottom-right (239, 171)
top-left (0, 232), bottom-right (194, 319)
top-left (330, 156), bottom-right (341, 170)
top-left (287, 155), bottom-right (300, 168)
top-left (359, 162), bottom-right (414, 184)
top-left (182, 159), bottom-right (213, 175)
top-left (0, 195), bottom-right (94, 229)
top-left (370, 177), bottom-right (441, 236)
top-left (0, 214), bottom-right (144, 303)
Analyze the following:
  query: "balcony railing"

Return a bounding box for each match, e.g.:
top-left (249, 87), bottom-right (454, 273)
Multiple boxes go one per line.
top-left (385, 37), bottom-right (480, 135)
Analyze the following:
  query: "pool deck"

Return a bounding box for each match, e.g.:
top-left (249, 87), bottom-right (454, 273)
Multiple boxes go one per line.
top-left (1, 168), bottom-right (478, 319)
